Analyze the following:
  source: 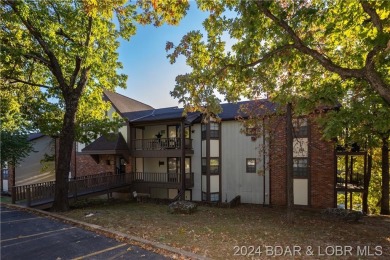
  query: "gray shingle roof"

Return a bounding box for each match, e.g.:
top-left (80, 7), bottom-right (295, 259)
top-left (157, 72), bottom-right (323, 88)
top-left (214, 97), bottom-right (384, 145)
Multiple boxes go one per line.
top-left (28, 133), bottom-right (45, 141)
top-left (82, 133), bottom-right (128, 153)
top-left (103, 91), bottom-right (153, 114)
top-left (123, 99), bottom-right (276, 124)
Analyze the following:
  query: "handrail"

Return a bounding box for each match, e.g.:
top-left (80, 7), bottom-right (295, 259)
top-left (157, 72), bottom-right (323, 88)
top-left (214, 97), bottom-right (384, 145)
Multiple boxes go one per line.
top-left (11, 171), bottom-right (194, 206)
top-left (132, 138), bottom-right (193, 150)
top-left (12, 172), bottom-right (131, 205)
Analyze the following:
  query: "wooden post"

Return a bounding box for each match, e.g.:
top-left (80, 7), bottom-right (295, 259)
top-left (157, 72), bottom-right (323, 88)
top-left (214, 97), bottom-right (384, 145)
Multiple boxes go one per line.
top-left (181, 121), bottom-right (186, 200)
top-left (286, 102), bottom-right (294, 222)
top-left (26, 187), bottom-right (31, 207)
top-left (12, 186), bottom-right (16, 204)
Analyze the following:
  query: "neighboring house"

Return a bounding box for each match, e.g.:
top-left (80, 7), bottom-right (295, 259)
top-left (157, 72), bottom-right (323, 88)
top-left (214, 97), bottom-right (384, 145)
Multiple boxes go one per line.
top-left (78, 92), bottom-right (335, 208)
top-left (8, 133), bottom-right (55, 191)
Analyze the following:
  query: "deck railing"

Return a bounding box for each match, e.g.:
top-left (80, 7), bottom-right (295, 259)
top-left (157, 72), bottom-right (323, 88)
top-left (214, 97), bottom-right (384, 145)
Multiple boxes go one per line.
top-left (132, 138), bottom-right (193, 150)
top-left (132, 171), bottom-right (194, 188)
top-left (12, 171), bottom-right (194, 206)
top-left (12, 172), bottom-right (132, 206)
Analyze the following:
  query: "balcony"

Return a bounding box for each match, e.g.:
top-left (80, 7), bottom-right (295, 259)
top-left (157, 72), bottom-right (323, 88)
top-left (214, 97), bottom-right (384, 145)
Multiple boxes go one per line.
top-left (131, 138), bottom-right (194, 157)
top-left (131, 172), bottom-right (194, 190)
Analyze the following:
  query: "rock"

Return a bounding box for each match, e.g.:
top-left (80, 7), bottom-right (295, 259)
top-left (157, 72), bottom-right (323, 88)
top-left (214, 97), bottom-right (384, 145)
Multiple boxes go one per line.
top-left (322, 208), bottom-right (363, 222)
top-left (168, 201), bottom-right (197, 214)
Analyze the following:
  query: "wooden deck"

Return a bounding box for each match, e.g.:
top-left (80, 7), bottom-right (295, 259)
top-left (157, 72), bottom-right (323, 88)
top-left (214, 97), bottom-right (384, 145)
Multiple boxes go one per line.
top-left (12, 172), bottom-right (132, 209)
top-left (11, 171), bottom-right (194, 209)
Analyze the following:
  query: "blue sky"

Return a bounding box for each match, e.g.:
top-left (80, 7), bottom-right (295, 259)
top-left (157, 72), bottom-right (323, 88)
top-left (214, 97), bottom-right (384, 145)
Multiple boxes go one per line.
top-left (116, 4), bottom-right (209, 108)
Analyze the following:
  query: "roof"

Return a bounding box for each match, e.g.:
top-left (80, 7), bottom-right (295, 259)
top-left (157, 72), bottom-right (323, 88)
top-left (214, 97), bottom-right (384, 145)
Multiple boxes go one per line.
top-left (122, 106), bottom-right (200, 124)
top-left (103, 91), bottom-right (153, 114)
top-left (82, 133), bottom-right (129, 154)
top-left (218, 99), bottom-right (277, 120)
top-left (123, 99), bottom-right (276, 124)
top-left (28, 133), bottom-right (46, 141)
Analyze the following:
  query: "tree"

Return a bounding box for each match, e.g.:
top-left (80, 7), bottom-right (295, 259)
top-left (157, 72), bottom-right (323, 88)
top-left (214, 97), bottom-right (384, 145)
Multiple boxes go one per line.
top-left (167, 1), bottom-right (389, 108)
top-left (164, 1), bottom-right (389, 213)
top-left (0, 131), bottom-right (33, 191)
top-left (318, 86), bottom-right (389, 214)
top-left (1, 0), bottom-right (189, 211)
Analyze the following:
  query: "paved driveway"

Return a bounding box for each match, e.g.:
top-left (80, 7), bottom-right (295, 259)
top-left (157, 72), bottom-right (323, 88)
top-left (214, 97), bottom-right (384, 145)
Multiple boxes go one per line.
top-left (1, 205), bottom-right (166, 259)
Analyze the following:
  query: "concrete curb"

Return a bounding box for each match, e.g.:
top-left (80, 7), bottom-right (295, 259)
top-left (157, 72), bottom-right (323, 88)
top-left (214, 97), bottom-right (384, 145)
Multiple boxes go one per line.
top-left (1, 203), bottom-right (210, 260)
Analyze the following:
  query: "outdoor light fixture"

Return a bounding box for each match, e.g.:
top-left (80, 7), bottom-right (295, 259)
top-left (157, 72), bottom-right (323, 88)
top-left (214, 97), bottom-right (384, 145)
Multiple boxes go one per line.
top-left (159, 161), bottom-right (164, 167)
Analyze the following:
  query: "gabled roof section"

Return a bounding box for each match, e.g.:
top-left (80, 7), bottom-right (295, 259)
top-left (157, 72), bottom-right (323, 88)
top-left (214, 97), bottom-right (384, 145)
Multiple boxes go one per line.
top-left (28, 133), bottom-right (46, 141)
top-left (219, 99), bottom-right (277, 120)
top-left (123, 106), bottom-right (201, 124)
top-left (123, 99), bottom-right (276, 124)
top-left (103, 90), bottom-right (153, 114)
top-left (82, 133), bottom-right (129, 154)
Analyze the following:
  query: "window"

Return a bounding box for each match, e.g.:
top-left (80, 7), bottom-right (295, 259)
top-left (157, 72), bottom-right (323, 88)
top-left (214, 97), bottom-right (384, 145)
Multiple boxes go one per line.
top-left (293, 158), bottom-right (308, 177)
top-left (293, 118), bottom-right (308, 137)
top-left (210, 193), bottom-right (219, 202)
top-left (201, 158), bottom-right (207, 174)
top-left (210, 158), bottom-right (220, 174)
top-left (201, 124), bottom-right (207, 139)
top-left (246, 158), bottom-right (256, 173)
top-left (202, 192), bottom-right (207, 201)
top-left (210, 122), bottom-right (220, 139)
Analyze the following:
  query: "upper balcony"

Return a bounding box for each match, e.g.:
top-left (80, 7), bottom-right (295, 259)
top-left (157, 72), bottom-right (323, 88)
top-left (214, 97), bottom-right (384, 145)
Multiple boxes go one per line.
top-left (131, 137), bottom-right (194, 157)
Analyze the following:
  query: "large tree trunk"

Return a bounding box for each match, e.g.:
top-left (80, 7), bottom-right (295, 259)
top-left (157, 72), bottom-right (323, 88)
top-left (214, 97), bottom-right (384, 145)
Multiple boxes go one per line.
top-left (51, 99), bottom-right (78, 212)
top-left (286, 102), bottom-right (294, 222)
top-left (363, 152), bottom-right (372, 214)
top-left (380, 137), bottom-right (389, 215)
top-left (0, 162), bottom-right (3, 193)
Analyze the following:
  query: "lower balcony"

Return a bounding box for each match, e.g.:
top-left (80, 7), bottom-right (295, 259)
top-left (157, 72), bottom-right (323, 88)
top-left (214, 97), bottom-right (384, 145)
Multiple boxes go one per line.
top-left (131, 138), bottom-right (194, 157)
top-left (131, 172), bottom-right (194, 189)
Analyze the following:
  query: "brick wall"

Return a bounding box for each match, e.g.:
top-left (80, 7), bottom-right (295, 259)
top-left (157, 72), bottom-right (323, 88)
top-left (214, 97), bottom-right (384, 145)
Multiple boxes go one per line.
top-left (75, 154), bottom-right (132, 177)
top-left (269, 115), bottom-right (335, 208)
top-left (269, 116), bottom-right (287, 206)
top-left (309, 119), bottom-right (335, 208)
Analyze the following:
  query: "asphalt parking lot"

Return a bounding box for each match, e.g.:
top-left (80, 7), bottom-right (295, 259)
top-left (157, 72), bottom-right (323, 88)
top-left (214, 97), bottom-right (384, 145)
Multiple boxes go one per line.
top-left (1, 205), bottom-right (167, 259)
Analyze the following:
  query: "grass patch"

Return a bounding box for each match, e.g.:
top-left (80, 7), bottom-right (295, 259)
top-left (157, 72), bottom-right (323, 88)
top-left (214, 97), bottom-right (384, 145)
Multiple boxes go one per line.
top-left (1, 195), bottom-right (12, 204)
top-left (61, 199), bottom-right (390, 259)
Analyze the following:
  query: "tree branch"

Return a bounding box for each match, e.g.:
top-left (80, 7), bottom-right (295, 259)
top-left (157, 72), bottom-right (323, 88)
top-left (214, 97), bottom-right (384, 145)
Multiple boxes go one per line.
top-left (215, 44), bottom-right (295, 78)
top-left (360, 1), bottom-right (383, 32)
top-left (69, 56), bottom-right (81, 88)
top-left (23, 53), bottom-right (50, 66)
top-left (242, 44), bottom-right (295, 68)
top-left (7, 77), bottom-right (51, 89)
top-left (6, 0), bottom-right (68, 90)
top-left (255, 1), bottom-right (364, 80)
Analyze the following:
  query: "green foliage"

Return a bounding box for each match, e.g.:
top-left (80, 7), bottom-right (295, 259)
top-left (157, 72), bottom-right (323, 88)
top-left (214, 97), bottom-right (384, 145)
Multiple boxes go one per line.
top-left (166, 0), bottom-right (390, 115)
top-left (0, 131), bottom-right (33, 166)
top-left (0, 0), bottom-right (190, 142)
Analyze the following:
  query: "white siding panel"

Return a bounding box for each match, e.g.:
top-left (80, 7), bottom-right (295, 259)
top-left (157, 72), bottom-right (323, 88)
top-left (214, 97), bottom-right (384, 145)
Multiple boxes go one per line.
top-left (16, 136), bottom-right (55, 185)
top-left (144, 158), bottom-right (166, 173)
top-left (168, 189), bottom-right (178, 199)
top-left (119, 125), bottom-right (128, 142)
top-left (210, 175), bottom-right (219, 193)
top-left (191, 124), bottom-right (202, 201)
top-left (294, 179), bottom-right (308, 205)
top-left (144, 125), bottom-right (166, 139)
top-left (201, 140), bottom-right (206, 157)
top-left (221, 121), bottom-right (270, 204)
top-left (210, 140), bottom-right (219, 157)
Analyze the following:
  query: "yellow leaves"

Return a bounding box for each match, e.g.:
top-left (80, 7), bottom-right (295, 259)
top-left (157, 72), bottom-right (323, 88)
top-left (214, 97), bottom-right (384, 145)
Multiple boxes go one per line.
top-left (81, 0), bottom-right (126, 18)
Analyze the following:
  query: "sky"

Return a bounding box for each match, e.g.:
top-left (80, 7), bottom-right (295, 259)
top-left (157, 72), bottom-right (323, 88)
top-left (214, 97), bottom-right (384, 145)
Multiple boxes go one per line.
top-left (116, 4), bottom-right (209, 108)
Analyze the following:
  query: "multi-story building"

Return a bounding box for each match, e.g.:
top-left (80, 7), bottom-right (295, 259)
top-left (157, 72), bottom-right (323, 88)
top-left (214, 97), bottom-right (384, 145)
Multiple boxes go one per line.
top-left (78, 91), bottom-right (335, 208)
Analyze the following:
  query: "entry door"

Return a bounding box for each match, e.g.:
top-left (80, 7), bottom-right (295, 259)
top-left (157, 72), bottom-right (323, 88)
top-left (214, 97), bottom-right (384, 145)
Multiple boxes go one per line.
top-left (168, 157), bottom-right (179, 182)
top-left (168, 125), bottom-right (178, 148)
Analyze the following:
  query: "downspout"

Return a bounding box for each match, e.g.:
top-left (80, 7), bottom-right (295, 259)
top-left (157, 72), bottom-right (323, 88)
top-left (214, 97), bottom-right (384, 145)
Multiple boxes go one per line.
top-left (74, 141), bottom-right (77, 179)
top-left (180, 120), bottom-right (186, 200)
top-left (263, 117), bottom-right (266, 206)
